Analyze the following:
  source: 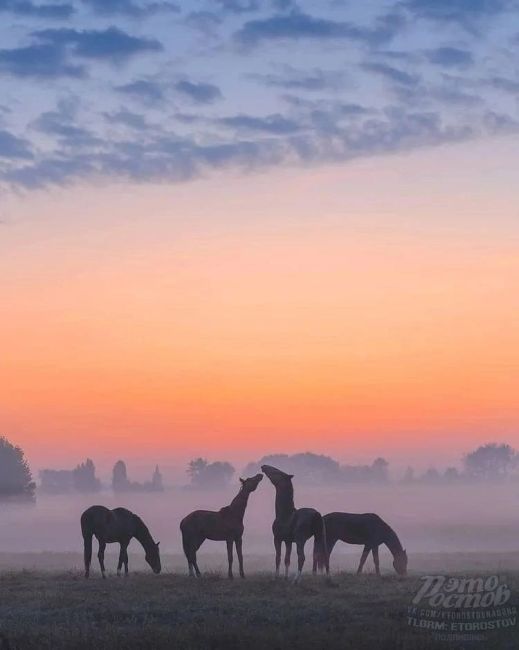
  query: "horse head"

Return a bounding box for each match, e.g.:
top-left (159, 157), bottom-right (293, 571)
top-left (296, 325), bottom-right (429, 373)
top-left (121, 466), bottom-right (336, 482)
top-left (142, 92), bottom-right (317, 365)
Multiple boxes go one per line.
top-left (261, 464), bottom-right (294, 487)
top-left (145, 541), bottom-right (161, 574)
top-left (239, 473), bottom-right (263, 493)
top-left (393, 548), bottom-right (408, 576)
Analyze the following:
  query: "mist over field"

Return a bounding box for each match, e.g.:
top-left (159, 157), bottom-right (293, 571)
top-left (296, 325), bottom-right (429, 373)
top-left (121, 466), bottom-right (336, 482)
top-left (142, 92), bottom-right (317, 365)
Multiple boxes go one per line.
top-left (2, 481), bottom-right (518, 573)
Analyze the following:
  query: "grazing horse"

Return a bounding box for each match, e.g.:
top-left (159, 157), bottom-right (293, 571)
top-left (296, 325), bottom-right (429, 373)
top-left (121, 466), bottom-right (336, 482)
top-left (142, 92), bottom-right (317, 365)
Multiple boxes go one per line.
top-left (81, 505), bottom-right (161, 578)
top-left (180, 474), bottom-right (263, 579)
top-left (261, 464), bottom-right (328, 581)
top-left (315, 512), bottom-right (407, 576)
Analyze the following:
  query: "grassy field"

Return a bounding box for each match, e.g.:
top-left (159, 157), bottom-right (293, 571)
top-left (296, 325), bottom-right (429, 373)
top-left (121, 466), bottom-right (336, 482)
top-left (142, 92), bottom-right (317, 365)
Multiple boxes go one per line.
top-left (0, 554), bottom-right (518, 650)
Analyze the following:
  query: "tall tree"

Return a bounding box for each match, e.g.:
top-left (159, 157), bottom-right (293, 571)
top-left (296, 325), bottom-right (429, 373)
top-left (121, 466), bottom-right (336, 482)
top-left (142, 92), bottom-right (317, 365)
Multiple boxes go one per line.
top-left (0, 436), bottom-right (35, 500)
top-left (464, 443), bottom-right (517, 481)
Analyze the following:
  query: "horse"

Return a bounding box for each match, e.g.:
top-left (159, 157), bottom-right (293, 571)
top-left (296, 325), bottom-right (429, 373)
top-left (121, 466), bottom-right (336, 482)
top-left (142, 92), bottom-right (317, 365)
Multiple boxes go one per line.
top-left (80, 505), bottom-right (161, 578)
top-left (180, 473), bottom-right (263, 579)
top-left (315, 512), bottom-right (407, 576)
top-left (261, 464), bottom-right (328, 581)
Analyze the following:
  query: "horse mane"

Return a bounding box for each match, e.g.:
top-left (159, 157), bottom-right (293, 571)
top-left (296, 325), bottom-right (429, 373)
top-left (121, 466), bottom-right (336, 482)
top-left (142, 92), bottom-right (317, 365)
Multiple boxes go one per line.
top-left (133, 515), bottom-right (154, 546)
top-left (275, 478), bottom-right (295, 518)
top-left (384, 524), bottom-right (404, 556)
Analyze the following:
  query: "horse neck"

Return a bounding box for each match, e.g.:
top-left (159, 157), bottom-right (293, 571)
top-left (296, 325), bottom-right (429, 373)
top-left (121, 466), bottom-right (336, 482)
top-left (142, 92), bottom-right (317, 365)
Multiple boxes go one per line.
top-left (384, 526), bottom-right (403, 557)
top-left (275, 482), bottom-right (295, 520)
top-left (228, 488), bottom-right (250, 521)
top-left (133, 518), bottom-right (155, 552)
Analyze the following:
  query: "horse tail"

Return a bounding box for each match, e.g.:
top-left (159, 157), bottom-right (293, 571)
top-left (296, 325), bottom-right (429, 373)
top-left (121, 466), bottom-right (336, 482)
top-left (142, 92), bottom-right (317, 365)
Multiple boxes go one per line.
top-left (80, 508), bottom-right (94, 577)
top-left (312, 512), bottom-right (329, 574)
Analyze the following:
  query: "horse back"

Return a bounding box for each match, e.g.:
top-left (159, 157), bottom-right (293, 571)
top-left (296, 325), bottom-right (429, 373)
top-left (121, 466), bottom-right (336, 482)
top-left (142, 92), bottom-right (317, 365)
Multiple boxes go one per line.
top-left (273, 508), bottom-right (320, 541)
top-left (181, 509), bottom-right (241, 541)
top-left (324, 512), bottom-right (387, 545)
top-left (81, 505), bottom-right (135, 542)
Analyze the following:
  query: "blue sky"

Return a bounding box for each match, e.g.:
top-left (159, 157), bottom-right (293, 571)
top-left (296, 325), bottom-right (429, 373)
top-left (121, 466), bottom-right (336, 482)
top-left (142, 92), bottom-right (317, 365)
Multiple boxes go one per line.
top-left (0, 0), bottom-right (517, 189)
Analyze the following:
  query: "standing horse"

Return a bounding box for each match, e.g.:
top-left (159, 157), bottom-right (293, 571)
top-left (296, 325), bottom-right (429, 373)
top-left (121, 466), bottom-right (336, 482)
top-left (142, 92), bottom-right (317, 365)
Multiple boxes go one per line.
top-left (180, 474), bottom-right (263, 579)
top-left (261, 464), bottom-right (328, 581)
top-left (315, 512), bottom-right (407, 576)
top-left (81, 505), bottom-right (161, 578)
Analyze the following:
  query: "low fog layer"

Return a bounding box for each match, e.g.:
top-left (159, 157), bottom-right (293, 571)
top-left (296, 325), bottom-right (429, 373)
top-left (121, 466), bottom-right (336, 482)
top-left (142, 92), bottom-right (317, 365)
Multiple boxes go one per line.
top-left (1, 482), bottom-right (518, 558)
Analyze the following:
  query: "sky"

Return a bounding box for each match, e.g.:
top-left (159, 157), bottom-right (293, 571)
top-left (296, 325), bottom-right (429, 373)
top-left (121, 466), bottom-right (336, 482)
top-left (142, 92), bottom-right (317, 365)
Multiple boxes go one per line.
top-left (1, 0), bottom-right (519, 476)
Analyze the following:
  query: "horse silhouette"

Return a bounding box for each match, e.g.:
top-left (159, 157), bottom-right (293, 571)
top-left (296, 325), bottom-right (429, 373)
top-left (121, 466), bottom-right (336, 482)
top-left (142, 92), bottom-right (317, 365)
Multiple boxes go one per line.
top-left (80, 505), bottom-right (161, 578)
top-left (261, 464), bottom-right (328, 580)
top-left (315, 512), bottom-right (407, 576)
top-left (180, 474), bottom-right (263, 578)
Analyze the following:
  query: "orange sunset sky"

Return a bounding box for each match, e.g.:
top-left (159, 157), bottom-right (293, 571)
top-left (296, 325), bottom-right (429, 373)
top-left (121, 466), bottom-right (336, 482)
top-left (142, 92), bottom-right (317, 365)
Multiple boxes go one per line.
top-left (2, 135), bottom-right (519, 476)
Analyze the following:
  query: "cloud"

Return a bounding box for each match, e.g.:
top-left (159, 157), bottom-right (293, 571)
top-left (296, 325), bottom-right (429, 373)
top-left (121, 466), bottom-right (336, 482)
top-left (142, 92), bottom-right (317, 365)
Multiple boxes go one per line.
top-left (218, 113), bottom-right (302, 134)
top-left (0, 129), bottom-right (33, 159)
top-left (402, 0), bottom-right (513, 25)
top-left (0, 0), bottom-right (73, 18)
top-left (251, 66), bottom-right (346, 91)
top-left (80, 0), bottom-right (179, 17)
top-left (33, 27), bottom-right (163, 61)
top-left (362, 62), bottom-right (420, 86)
top-left (105, 109), bottom-right (148, 129)
top-left (235, 10), bottom-right (394, 47)
top-left (0, 43), bottom-right (85, 78)
top-left (32, 102), bottom-right (101, 147)
top-left (116, 79), bottom-right (165, 103)
top-left (425, 47), bottom-right (474, 67)
top-left (175, 80), bottom-right (222, 104)
top-left (215, 0), bottom-right (260, 13)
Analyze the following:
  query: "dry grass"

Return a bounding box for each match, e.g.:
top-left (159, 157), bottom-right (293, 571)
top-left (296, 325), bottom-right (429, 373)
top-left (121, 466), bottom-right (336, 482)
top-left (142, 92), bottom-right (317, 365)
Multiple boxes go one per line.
top-left (0, 555), bottom-right (518, 650)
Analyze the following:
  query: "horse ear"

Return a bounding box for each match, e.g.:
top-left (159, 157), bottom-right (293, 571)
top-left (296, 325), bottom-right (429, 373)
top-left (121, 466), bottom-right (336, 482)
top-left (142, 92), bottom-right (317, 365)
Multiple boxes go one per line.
top-left (240, 477), bottom-right (245, 484)
top-left (156, 542), bottom-right (160, 547)
top-left (289, 474), bottom-right (294, 479)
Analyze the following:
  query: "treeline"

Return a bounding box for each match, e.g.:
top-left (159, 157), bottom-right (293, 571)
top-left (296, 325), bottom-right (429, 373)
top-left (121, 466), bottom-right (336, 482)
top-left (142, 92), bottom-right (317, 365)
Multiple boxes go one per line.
top-left (39, 459), bottom-right (164, 495)
top-left (2, 434), bottom-right (519, 501)
top-left (185, 444), bottom-right (519, 488)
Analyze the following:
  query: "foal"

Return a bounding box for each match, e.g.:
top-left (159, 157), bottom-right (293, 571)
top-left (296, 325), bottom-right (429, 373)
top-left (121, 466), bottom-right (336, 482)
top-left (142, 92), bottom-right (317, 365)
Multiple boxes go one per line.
top-left (180, 474), bottom-right (263, 578)
top-left (316, 512), bottom-right (407, 576)
top-left (261, 464), bottom-right (328, 581)
top-left (81, 505), bottom-right (161, 578)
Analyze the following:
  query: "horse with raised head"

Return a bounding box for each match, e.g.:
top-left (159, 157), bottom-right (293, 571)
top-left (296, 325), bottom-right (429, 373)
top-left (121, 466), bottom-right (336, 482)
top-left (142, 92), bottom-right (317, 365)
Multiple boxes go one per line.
top-left (81, 505), bottom-right (161, 578)
top-left (261, 464), bottom-right (328, 581)
top-left (315, 512), bottom-right (407, 576)
top-left (180, 473), bottom-right (263, 579)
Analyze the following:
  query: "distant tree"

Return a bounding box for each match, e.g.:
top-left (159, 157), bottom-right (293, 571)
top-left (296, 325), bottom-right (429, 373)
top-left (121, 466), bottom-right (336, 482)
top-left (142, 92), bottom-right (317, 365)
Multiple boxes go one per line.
top-left (463, 443), bottom-right (517, 481)
top-left (39, 469), bottom-right (74, 493)
top-left (187, 458), bottom-right (235, 488)
top-left (402, 466), bottom-right (415, 483)
top-left (151, 465), bottom-right (164, 492)
top-left (371, 458), bottom-right (389, 483)
top-left (73, 459), bottom-right (101, 492)
top-left (421, 468), bottom-right (440, 484)
top-left (112, 460), bottom-right (130, 492)
top-left (0, 436), bottom-right (35, 500)
top-left (444, 467), bottom-right (460, 483)
top-left (244, 452), bottom-right (342, 485)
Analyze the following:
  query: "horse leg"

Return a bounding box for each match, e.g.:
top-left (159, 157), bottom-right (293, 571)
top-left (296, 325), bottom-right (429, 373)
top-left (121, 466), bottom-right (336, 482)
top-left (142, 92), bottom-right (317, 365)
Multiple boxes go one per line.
top-left (357, 545), bottom-right (370, 575)
top-left (236, 537), bottom-right (245, 579)
top-left (97, 540), bottom-right (107, 579)
top-left (372, 546), bottom-right (381, 576)
top-left (284, 542), bottom-right (292, 579)
top-left (190, 538), bottom-right (202, 577)
top-left (83, 533), bottom-right (93, 579)
top-left (274, 537), bottom-right (282, 577)
top-left (122, 543), bottom-right (129, 576)
top-left (226, 539), bottom-right (234, 579)
top-left (294, 539), bottom-right (305, 583)
top-left (315, 536), bottom-right (336, 574)
top-left (117, 544), bottom-right (125, 576)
